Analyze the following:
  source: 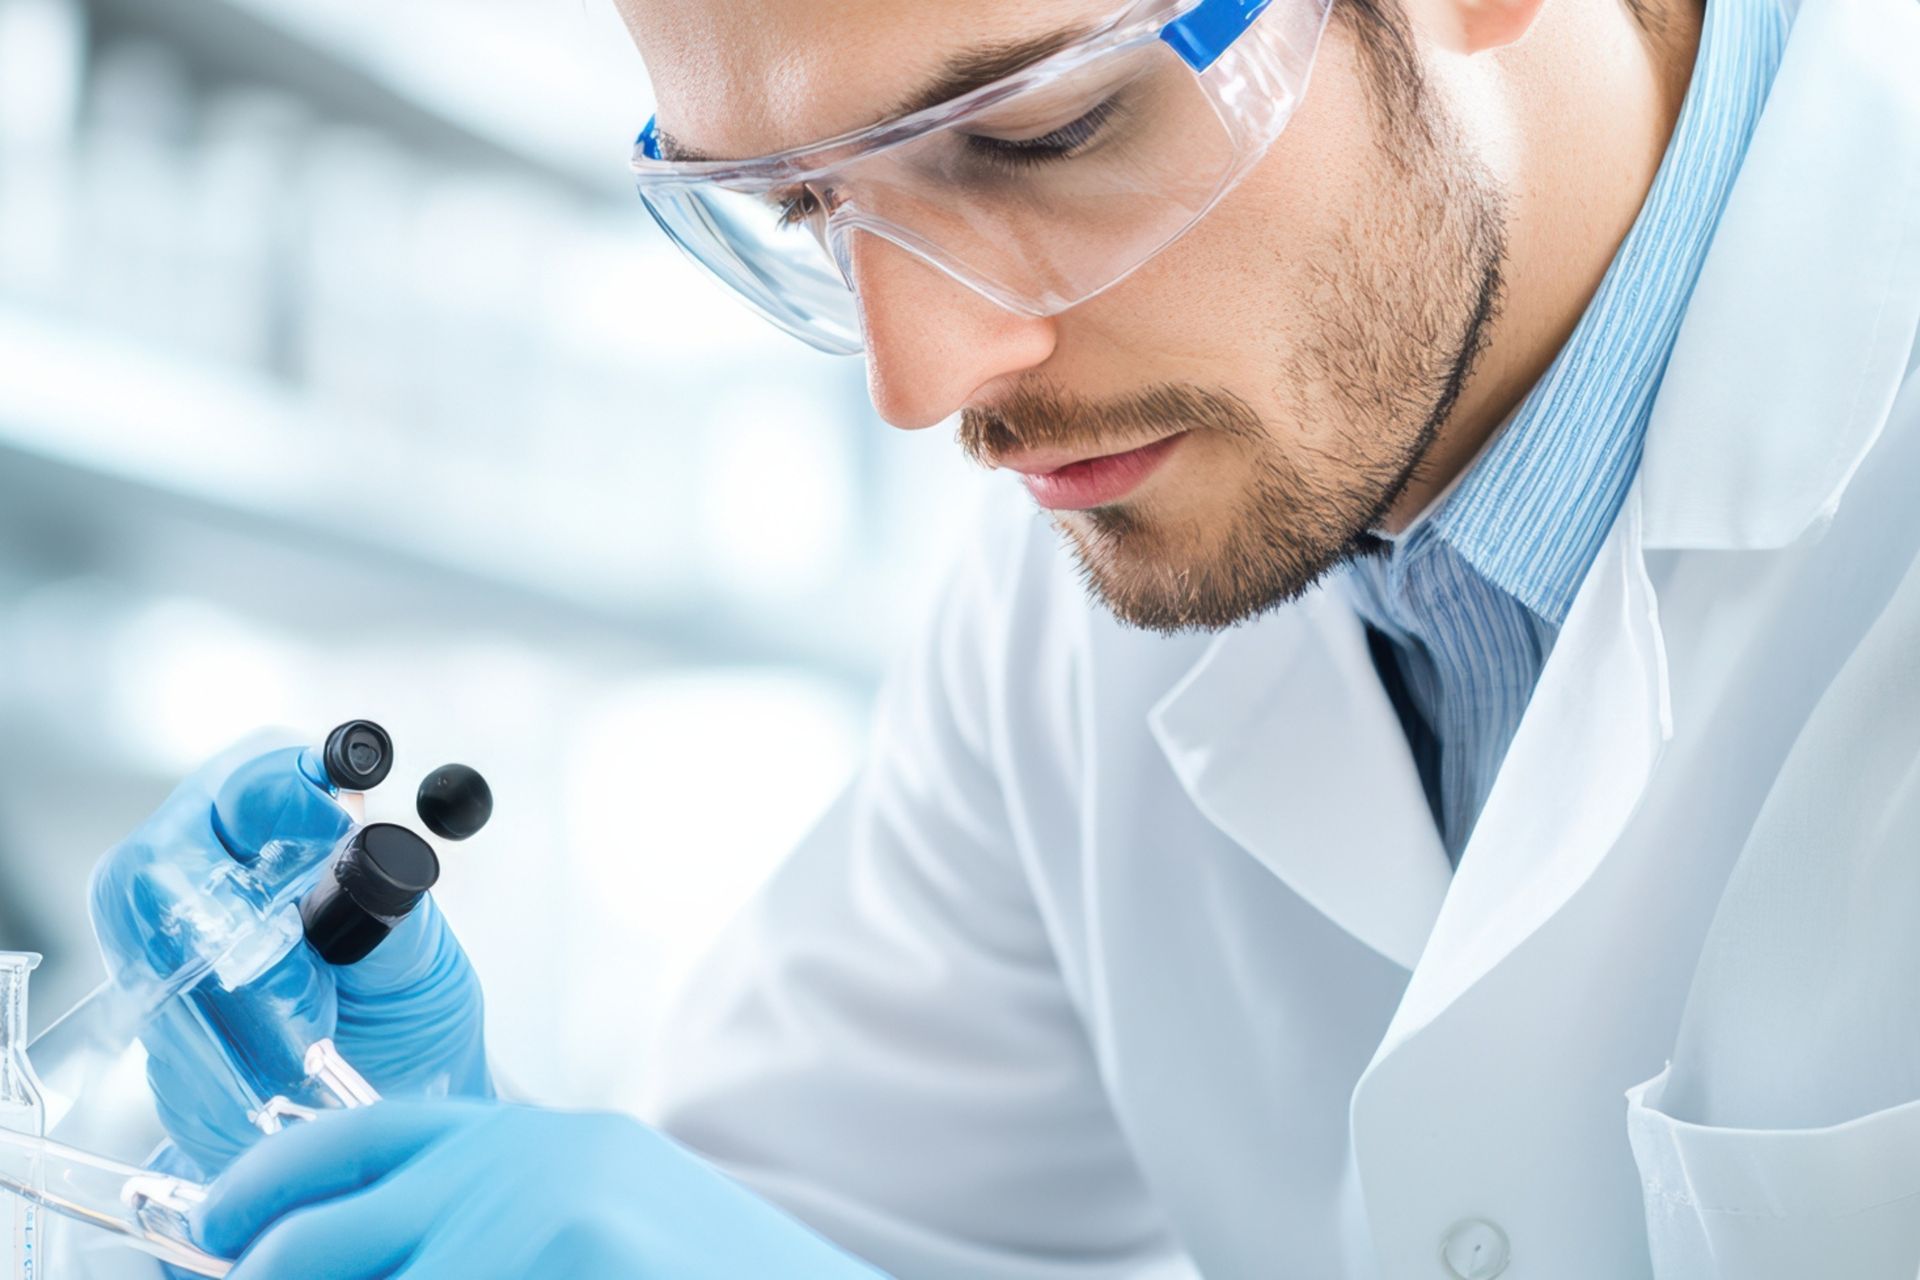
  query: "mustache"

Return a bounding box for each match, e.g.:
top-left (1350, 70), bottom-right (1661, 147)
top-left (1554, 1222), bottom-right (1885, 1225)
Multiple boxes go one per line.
top-left (957, 381), bottom-right (1266, 469)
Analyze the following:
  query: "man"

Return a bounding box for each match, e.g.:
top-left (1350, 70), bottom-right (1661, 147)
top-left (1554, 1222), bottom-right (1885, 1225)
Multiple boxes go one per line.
top-left (103, 0), bottom-right (1920, 1275)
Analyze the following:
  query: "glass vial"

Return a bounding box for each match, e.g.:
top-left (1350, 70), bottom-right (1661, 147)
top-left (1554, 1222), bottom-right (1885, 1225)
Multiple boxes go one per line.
top-left (0, 952), bottom-right (45, 1280)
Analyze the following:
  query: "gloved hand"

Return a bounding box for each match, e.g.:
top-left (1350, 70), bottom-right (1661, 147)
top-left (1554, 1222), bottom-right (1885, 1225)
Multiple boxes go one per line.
top-left (192, 1099), bottom-right (892, 1280)
top-left (89, 738), bottom-right (492, 1177)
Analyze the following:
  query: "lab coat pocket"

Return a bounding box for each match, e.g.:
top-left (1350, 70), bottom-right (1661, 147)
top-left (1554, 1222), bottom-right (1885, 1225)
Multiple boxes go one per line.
top-left (1626, 1065), bottom-right (1920, 1280)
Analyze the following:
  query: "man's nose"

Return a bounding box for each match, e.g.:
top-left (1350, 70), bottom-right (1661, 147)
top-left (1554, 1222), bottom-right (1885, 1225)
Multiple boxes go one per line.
top-left (842, 230), bottom-right (1056, 430)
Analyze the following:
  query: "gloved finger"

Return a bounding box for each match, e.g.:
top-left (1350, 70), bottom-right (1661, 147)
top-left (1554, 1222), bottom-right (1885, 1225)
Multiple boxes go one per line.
top-left (223, 1177), bottom-right (423, 1280)
top-left (89, 739), bottom-right (313, 998)
top-left (332, 900), bottom-right (495, 1100)
top-left (100, 731), bottom-right (304, 870)
top-left (145, 1019), bottom-right (261, 1173)
top-left (194, 1100), bottom-right (481, 1258)
top-left (335, 898), bottom-right (457, 995)
top-left (164, 729), bottom-right (307, 811)
top-left (208, 744), bottom-right (356, 866)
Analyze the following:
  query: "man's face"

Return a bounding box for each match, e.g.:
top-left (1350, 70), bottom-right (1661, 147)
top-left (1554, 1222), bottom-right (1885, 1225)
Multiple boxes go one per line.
top-left (621, 0), bottom-right (1507, 633)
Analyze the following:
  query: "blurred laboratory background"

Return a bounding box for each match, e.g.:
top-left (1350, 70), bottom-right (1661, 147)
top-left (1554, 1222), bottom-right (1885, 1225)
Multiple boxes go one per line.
top-left (0, 0), bottom-right (986, 1110)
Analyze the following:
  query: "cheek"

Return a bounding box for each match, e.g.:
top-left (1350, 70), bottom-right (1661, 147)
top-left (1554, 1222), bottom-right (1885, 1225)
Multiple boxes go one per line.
top-left (1052, 33), bottom-right (1391, 375)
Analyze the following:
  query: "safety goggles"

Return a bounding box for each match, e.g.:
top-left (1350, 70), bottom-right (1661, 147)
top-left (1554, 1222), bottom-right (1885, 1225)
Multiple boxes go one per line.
top-left (630, 0), bottom-right (1334, 355)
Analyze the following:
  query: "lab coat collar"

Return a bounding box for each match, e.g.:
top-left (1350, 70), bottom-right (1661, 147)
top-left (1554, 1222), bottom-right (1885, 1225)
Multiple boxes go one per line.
top-left (1149, 580), bottom-right (1453, 971)
top-left (1357, 0), bottom-right (1918, 1070)
top-left (1146, 0), bottom-right (1918, 989)
top-left (1638, 0), bottom-right (1920, 551)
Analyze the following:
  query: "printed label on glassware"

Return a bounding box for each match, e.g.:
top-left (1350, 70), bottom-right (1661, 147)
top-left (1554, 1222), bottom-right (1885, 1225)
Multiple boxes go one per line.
top-left (2, 1194), bottom-right (35, 1280)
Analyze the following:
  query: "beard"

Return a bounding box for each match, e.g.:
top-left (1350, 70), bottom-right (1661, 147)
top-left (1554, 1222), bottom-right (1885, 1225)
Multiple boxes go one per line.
top-left (957, 44), bottom-right (1508, 636)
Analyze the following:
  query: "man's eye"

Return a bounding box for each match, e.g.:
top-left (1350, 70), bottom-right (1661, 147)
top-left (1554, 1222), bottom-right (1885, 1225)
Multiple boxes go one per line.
top-left (774, 188), bottom-right (823, 229)
top-left (964, 99), bottom-right (1122, 168)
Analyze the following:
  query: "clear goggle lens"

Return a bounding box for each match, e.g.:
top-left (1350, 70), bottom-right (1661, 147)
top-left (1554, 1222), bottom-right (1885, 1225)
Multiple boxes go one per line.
top-left (634, 0), bottom-right (1330, 354)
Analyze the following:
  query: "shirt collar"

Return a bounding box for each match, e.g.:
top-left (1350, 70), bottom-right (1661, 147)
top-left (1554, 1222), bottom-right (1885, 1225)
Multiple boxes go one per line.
top-left (1637, 0), bottom-right (1920, 550)
top-left (1372, 405), bottom-right (1514, 549)
top-left (1424, 0), bottom-right (1788, 623)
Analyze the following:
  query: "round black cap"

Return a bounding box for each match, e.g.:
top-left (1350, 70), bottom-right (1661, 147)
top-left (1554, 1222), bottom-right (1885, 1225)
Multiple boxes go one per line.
top-left (323, 720), bottom-right (394, 791)
top-left (302, 823), bottom-right (439, 965)
top-left (416, 764), bottom-right (492, 841)
top-left (339, 822), bottom-right (441, 915)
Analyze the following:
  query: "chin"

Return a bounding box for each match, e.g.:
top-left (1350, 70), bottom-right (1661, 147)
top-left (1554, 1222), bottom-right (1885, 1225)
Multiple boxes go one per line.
top-left (1055, 490), bottom-right (1368, 635)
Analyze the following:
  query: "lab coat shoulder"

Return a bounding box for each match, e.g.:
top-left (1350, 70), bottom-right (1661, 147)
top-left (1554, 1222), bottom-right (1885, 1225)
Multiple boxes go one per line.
top-left (647, 484), bottom-right (1197, 1280)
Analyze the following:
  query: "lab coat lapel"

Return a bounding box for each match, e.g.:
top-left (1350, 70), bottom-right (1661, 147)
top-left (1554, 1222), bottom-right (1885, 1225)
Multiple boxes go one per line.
top-left (1365, 0), bottom-right (1920, 1061)
top-left (1372, 490), bottom-right (1672, 1059)
top-left (1149, 580), bottom-right (1452, 971)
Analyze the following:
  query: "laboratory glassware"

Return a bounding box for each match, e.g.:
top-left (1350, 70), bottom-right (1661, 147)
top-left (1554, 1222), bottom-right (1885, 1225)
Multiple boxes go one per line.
top-left (42, 723), bottom-right (488, 1171)
top-left (0, 1128), bottom-right (228, 1278)
top-left (1, 954), bottom-right (46, 1280)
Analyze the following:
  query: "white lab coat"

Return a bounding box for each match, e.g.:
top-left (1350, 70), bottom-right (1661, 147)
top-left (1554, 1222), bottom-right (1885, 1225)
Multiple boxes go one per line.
top-left (647, 0), bottom-right (1920, 1275)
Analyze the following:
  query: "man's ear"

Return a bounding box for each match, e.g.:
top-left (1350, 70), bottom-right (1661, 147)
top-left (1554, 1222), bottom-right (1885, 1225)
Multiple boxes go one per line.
top-left (1400, 0), bottom-right (1553, 53)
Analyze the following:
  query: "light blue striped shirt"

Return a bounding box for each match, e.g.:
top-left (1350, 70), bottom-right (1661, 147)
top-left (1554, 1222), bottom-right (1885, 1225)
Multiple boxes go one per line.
top-left (1347, 0), bottom-right (1787, 864)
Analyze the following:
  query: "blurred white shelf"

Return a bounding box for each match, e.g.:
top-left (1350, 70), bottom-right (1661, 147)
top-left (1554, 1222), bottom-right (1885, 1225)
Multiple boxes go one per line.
top-left (84, 0), bottom-right (647, 201)
top-left (0, 301), bottom-right (358, 520)
top-left (0, 301), bottom-right (880, 676)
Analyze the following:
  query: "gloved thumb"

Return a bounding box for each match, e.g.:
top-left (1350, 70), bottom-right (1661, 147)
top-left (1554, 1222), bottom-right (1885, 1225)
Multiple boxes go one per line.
top-left (210, 744), bottom-right (356, 868)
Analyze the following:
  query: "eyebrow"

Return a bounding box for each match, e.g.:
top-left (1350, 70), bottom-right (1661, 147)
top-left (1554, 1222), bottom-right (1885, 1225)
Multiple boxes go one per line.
top-left (890, 24), bottom-right (1099, 118)
top-left (652, 23), bottom-right (1097, 164)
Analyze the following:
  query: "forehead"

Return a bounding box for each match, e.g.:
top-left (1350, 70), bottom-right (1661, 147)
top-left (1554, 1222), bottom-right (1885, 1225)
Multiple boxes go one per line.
top-left (617, 0), bottom-right (1121, 159)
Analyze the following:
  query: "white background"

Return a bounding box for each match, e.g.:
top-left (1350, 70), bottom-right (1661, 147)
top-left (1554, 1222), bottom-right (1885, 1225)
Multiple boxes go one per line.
top-left (0, 0), bottom-right (991, 1114)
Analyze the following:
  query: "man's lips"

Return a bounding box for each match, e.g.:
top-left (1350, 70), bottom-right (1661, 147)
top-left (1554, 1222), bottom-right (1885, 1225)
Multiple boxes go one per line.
top-left (999, 434), bottom-right (1189, 510)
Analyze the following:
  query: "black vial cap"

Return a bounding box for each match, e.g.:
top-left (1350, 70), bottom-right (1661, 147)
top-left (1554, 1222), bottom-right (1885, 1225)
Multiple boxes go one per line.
top-left (301, 823), bottom-right (440, 965)
top-left (416, 764), bottom-right (492, 842)
top-left (323, 720), bottom-right (394, 792)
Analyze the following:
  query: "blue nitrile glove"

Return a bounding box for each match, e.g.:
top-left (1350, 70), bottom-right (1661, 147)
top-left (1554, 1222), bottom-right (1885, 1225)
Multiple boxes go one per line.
top-left (89, 738), bottom-right (492, 1177)
top-left (192, 1099), bottom-right (892, 1280)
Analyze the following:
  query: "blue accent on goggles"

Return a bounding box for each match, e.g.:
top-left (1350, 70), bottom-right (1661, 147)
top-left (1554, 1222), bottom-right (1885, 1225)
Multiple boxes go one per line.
top-left (1160, 0), bottom-right (1274, 71)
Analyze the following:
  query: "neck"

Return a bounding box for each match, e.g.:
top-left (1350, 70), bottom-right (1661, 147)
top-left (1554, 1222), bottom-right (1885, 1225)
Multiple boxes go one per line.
top-left (1381, 0), bottom-right (1704, 533)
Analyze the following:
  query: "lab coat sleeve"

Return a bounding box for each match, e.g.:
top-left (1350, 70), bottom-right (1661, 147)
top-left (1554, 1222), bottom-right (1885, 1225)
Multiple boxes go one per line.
top-left (1625, 541), bottom-right (1920, 1278)
top-left (644, 497), bottom-right (1189, 1280)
